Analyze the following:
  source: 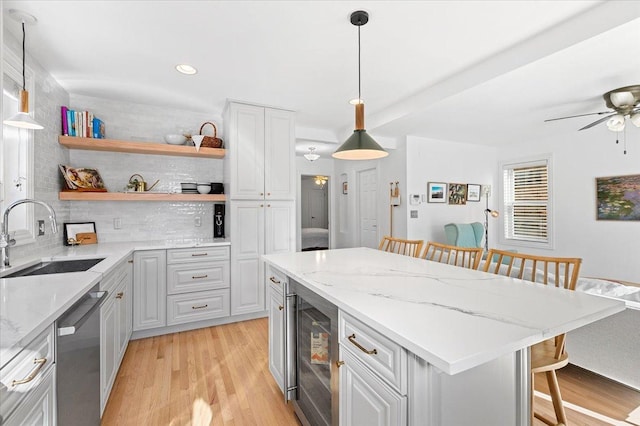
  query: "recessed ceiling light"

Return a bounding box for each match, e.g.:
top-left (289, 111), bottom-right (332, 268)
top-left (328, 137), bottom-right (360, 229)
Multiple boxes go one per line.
top-left (175, 64), bottom-right (197, 75)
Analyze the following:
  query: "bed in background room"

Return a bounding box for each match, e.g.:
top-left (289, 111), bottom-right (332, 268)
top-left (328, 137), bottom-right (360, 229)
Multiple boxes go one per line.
top-left (301, 227), bottom-right (329, 251)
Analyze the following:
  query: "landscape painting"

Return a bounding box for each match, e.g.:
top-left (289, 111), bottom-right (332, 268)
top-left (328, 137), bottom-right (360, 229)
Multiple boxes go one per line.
top-left (596, 174), bottom-right (640, 221)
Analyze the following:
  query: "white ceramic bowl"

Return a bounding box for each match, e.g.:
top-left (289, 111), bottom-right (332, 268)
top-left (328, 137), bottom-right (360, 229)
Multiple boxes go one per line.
top-left (197, 184), bottom-right (211, 194)
top-left (164, 134), bottom-right (187, 145)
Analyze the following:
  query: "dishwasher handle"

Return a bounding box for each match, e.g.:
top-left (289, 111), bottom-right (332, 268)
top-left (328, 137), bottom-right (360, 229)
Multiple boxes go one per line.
top-left (57, 290), bottom-right (107, 336)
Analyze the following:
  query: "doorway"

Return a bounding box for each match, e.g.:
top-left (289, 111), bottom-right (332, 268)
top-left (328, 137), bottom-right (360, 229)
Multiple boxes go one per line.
top-left (300, 175), bottom-right (329, 251)
top-left (357, 168), bottom-right (378, 248)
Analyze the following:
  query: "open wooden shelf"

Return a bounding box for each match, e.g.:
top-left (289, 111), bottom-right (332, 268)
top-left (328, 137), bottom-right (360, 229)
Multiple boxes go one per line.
top-left (59, 136), bottom-right (225, 159)
top-left (59, 192), bottom-right (226, 202)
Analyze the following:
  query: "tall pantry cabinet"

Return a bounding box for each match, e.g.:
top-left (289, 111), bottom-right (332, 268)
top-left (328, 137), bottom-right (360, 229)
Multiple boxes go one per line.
top-left (225, 102), bottom-right (296, 316)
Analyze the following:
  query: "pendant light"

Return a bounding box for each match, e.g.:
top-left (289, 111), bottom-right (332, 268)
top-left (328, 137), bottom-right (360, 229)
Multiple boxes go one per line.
top-left (3, 14), bottom-right (44, 130)
top-left (332, 11), bottom-right (387, 160)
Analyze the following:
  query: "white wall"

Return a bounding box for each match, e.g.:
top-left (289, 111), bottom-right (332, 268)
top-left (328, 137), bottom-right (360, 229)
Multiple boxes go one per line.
top-left (405, 136), bottom-right (498, 245)
top-left (67, 94), bottom-right (223, 242)
top-left (3, 31), bottom-right (72, 264)
top-left (496, 125), bottom-right (640, 282)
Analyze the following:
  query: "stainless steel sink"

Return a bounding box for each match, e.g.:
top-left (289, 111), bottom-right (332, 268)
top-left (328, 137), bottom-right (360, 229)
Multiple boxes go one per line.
top-left (3, 258), bottom-right (105, 278)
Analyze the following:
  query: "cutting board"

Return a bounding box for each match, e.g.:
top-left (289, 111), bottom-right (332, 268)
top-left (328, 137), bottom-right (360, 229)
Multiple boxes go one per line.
top-left (75, 232), bottom-right (98, 245)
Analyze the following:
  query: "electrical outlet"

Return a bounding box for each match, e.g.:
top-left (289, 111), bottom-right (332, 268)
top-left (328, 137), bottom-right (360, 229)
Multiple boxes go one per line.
top-left (38, 220), bottom-right (45, 236)
top-left (114, 218), bottom-right (122, 229)
top-left (195, 216), bottom-right (201, 227)
top-left (410, 210), bottom-right (418, 219)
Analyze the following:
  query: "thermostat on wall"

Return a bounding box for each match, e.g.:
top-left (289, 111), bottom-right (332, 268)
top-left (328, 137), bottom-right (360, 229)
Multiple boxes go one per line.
top-left (410, 194), bottom-right (421, 205)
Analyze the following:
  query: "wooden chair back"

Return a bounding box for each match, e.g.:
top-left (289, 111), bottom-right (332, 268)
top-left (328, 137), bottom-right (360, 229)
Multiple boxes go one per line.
top-left (483, 248), bottom-right (581, 359)
top-left (378, 236), bottom-right (424, 258)
top-left (483, 248), bottom-right (582, 425)
top-left (420, 241), bottom-right (483, 269)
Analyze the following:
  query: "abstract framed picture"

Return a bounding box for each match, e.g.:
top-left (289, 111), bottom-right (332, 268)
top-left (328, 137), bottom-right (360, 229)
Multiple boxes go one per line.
top-left (427, 182), bottom-right (447, 203)
top-left (596, 174), bottom-right (640, 221)
top-left (467, 184), bottom-right (481, 202)
top-left (448, 183), bottom-right (467, 205)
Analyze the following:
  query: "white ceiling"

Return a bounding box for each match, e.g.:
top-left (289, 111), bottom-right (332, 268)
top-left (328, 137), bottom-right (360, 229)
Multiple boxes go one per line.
top-left (3, 1), bottom-right (640, 158)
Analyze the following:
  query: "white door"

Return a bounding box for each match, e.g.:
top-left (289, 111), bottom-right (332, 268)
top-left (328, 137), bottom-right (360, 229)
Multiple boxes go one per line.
top-left (302, 183), bottom-right (328, 229)
top-left (230, 201), bottom-right (266, 315)
top-left (358, 168), bottom-right (378, 248)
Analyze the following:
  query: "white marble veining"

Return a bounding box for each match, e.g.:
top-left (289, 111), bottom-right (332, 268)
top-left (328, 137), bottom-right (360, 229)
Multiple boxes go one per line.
top-left (263, 247), bottom-right (625, 375)
top-left (0, 239), bottom-right (230, 368)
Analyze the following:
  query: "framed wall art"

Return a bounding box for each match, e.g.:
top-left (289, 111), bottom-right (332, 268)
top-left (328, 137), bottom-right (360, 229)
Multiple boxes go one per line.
top-left (596, 174), bottom-right (640, 221)
top-left (467, 184), bottom-right (481, 202)
top-left (63, 222), bottom-right (97, 245)
top-left (448, 183), bottom-right (467, 205)
top-left (427, 182), bottom-right (447, 203)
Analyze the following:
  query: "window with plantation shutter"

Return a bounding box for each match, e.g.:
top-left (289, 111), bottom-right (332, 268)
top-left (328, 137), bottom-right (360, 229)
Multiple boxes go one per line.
top-left (502, 156), bottom-right (552, 247)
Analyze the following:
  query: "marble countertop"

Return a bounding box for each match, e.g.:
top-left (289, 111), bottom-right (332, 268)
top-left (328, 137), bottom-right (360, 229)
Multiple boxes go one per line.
top-left (263, 247), bottom-right (625, 375)
top-left (0, 238), bottom-right (230, 368)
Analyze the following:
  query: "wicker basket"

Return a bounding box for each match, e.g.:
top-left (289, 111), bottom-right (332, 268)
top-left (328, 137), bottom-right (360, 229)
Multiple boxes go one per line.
top-left (199, 122), bottom-right (224, 148)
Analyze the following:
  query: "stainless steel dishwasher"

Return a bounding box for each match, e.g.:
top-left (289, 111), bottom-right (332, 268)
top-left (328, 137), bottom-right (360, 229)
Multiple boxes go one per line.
top-left (56, 284), bottom-right (107, 426)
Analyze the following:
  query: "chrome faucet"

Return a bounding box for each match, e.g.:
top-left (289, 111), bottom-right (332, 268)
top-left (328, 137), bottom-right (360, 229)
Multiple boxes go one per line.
top-left (1, 199), bottom-right (58, 268)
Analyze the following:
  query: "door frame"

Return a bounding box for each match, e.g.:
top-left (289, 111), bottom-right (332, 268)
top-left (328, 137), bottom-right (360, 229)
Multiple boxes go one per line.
top-left (297, 172), bottom-right (333, 251)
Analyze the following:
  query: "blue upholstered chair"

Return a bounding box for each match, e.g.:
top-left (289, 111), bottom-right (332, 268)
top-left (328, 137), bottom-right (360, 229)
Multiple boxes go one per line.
top-left (444, 222), bottom-right (484, 248)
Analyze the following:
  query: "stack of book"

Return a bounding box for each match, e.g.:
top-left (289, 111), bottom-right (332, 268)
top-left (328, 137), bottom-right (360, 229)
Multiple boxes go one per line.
top-left (61, 106), bottom-right (105, 138)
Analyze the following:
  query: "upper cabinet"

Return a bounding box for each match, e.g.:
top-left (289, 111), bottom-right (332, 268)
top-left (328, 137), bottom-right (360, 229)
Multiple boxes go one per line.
top-left (225, 102), bottom-right (295, 200)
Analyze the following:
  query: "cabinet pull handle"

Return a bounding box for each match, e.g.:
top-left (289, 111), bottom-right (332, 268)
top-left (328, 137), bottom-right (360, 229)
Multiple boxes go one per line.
top-left (191, 253), bottom-right (208, 257)
top-left (278, 305), bottom-right (284, 311)
top-left (127, 260), bottom-right (133, 263)
top-left (347, 334), bottom-right (378, 355)
top-left (12, 358), bottom-right (47, 387)
top-left (336, 360), bottom-right (345, 368)
top-left (269, 276), bottom-right (281, 284)
top-left (116, 292), bottom-right (124, 299)
top-left (192, 275), bottom-right (208, 280)
top-left (192, 304), bottom-right (208, 310)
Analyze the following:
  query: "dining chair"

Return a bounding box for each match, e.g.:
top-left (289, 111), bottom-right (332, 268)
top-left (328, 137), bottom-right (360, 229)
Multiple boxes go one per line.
top-left (483, 248), bottom-right (582, 426)
top-left (378, 236), bottom-right (424, 258)
top-left (420, 241), bottom-right (483, 269)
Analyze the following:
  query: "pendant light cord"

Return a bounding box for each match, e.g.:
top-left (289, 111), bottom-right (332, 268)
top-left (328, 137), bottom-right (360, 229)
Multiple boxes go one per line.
top-left (21, 21), bottom-right (26, 91)
top-left (358, 23), bottom-right (361, 102)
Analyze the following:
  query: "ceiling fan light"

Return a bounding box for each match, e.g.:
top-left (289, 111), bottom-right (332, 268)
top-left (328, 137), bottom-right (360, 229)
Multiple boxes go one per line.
top-left (610, 91), bottom-right (635, 108)
top-left (606, 114), bottom-right (625, 132)
top-left (631, 112), bottom-right (640, 128)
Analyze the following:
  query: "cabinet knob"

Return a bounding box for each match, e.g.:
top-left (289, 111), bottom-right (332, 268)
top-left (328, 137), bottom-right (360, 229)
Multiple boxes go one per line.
top-left (267, 192), bottom-right (271, 196)
top-left (267, 204), bottom-right (271, 208)
top-left (260, 192), bottom-right (264, 196)
top-left (260, 204), bottom-right (264, 207)
top-left (278, 305), bottom-right (284, 311)
top-left (116, 292), bottom-right (124, 299)
top-left (336, 360), bottom-right (345, 368)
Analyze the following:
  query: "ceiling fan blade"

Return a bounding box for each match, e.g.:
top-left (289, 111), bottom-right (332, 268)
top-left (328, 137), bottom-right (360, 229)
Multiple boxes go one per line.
top-left (544, 111), bottom-right (612, 122)
top-left (579, 114), bottom-right (615, 131)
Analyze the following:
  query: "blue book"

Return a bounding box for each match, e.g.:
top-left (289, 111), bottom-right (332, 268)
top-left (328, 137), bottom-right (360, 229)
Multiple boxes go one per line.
top-left (92, 117), bottom-right (105, 139)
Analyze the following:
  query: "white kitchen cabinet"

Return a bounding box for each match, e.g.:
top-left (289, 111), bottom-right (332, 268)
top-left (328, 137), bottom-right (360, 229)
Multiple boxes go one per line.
top-left (165, 247), bottom-right (231, 327)
top-left (267, 265), bottom-right (287, 392)
top-left (0, 326), bottom-right (55, 425)
top-left (3, 367), bottom-right (56, 426)
top-left (100, 255), bottom-right (134, 413)
top-left (230, 201), bottom-right (294, 316)
top-left (226, 102), bottom-right (295, 200)
top-left (340, 349), bottom-right (407, 426)
top-left (133, 250), bottom-right (167, 331)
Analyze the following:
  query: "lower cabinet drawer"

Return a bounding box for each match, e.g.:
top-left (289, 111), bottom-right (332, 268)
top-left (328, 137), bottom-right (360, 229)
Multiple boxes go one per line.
top-left (0, 325), bottom-right (55, 421)
top-left (3, 366), bottom-right (55, 426)
top-left (167, 289), bottom-right (230, 326)
top-left (167, 261), bottom-right (230, 295)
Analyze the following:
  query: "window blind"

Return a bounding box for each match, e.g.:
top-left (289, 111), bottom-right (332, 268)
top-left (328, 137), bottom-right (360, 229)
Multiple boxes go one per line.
top-left (503, 161), bottom-right (549, 243)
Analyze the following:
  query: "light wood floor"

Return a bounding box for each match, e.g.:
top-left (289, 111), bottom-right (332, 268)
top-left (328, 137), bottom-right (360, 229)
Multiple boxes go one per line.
top-left (102, 318), bottom-right (639, 426)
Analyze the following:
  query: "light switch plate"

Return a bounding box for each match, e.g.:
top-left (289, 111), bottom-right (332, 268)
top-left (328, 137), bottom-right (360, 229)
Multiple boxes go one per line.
top-left (114, 218), bottom-right (122, 229)
top-left (38, 220), bottom-right (45, 236)
top-left (195, 216), bottom-right (202, 227)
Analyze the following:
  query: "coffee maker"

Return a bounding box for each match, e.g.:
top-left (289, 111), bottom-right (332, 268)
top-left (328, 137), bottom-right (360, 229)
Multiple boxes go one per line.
top-left (214, 204), bottom-right (225, 238)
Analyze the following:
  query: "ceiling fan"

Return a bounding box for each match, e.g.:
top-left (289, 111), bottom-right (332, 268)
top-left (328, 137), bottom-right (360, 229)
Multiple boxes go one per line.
top-left (545, 85), bottom-right (640, 131)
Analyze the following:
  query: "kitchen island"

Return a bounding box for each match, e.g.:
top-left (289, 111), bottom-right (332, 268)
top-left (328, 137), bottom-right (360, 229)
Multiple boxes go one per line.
top-left (263, 247), bottom-right (625, 426)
